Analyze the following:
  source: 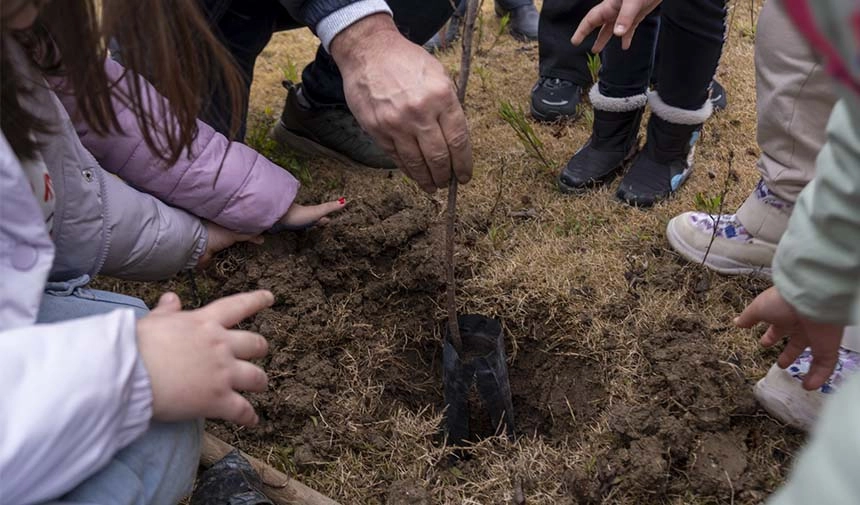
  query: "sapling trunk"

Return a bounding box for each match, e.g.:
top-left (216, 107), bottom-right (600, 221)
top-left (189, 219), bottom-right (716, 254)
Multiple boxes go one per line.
top-left (701, 150), bottom-right (735, 269)
top-left (446, 0), bottom-right (480, 353)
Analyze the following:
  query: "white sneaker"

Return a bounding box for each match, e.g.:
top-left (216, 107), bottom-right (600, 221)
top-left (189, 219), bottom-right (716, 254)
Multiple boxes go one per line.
top-left (754, 346), bottom-right (860, 431)
top-left (666, 211), bottom-right (775, 277)
top-left (666, 179), bottom-right (794, 277)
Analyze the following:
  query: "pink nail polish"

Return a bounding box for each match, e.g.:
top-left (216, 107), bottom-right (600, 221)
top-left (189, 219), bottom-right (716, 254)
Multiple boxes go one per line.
top-left (338, 197), bottom-right (346, 205)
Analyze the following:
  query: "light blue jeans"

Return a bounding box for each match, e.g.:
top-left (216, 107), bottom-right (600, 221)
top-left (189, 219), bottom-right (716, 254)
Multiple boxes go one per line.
top-left (37, 275), bottom-right (201, 505)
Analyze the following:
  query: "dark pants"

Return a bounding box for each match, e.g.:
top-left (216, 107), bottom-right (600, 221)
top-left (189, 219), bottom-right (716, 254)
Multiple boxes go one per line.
top-left (539, 0), bottom-right (726, 111)
top-left (200, 0), bottom-right (453, 138)
top-left (537, 0), bottom-right (600, 86)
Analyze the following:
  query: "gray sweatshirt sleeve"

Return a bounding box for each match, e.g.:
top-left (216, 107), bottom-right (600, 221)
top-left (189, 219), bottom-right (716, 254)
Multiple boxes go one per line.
top-left (278, 0), bottom-right (392, 51)
top-left (314, 0), bottom-right (392, 51)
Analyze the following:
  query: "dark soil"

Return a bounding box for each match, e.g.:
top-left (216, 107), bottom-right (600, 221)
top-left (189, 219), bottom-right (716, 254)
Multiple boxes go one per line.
top-left (566, 325), bottom-right (800, 503)
top-left (199, 188), bottom-right (803, 504)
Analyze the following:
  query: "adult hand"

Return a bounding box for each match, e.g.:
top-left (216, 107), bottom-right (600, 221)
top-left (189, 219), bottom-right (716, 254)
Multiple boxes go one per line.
top-left (735, 286), bottom-right (844, 391)
top-left (278, 198), bottom-right (347, 230)
top-left (136, 290), bottom-right (274, 426)
top-left (571, 0), bottom-right (662, 52)
top-left (199, 222), bottom-right (264, 268)
top-left (330, 14), bottom-right (473, 193)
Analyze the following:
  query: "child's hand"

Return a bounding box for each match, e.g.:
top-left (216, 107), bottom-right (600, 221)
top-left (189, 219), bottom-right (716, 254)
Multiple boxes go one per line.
top-left (136, 291), bottom-right (273, 426)
top-left (276, 198), bottom-right (347, 231)
top-left (199, 222), bottom-right (264, 268)
top-left (735, 286), bottom-right (844, 391)
top-left (571, 0), bottom-right (662, 52)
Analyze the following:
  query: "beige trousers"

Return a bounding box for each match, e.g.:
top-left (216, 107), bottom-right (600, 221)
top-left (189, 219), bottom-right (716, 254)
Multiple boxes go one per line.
top-left (734, 2), bottom-right (860, 351)
top-left (735, 0), bottom-right (837, 246)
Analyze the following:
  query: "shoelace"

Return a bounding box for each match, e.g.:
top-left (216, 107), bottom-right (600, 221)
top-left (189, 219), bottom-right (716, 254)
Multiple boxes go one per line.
top-left (543, 77), bottom-right (572, 89)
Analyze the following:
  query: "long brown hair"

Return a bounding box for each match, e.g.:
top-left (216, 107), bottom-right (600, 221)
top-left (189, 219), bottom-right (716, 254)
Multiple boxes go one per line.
top-left (0, 0), bottom-right (244, 165)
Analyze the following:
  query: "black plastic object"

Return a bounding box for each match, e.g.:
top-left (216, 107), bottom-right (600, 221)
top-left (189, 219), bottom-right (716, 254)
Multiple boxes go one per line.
top-left (443, 314), bottom-right (516, 446)
top-left (191, 450), bottom-right (273, 505)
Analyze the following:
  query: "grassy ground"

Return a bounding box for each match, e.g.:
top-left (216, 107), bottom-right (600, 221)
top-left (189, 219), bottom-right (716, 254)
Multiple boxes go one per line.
top-left (110, 1), bottom-right (809, 503)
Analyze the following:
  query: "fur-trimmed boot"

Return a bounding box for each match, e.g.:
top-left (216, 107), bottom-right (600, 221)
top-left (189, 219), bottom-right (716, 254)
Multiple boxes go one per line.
top-left (616, 91), bottom-right (712, 207)
top-left (558, 85), bottom-right (645, 193)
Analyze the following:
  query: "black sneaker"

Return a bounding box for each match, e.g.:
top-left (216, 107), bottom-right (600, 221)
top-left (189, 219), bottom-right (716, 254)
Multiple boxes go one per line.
top-left (558, 107), bottom-right (643, 193)
top-left (710, 79), bottom-right (727, 112)
top-left (272, 81), bottom-right (396, 171)
top-left (424, 15), bottom-right (462, 53)
top-left (496, 2), bottom-right (539, 41)
top-left (530, 77), bottom-right (583, 122)
top-left (191, 450), bottom-right (273, 505)
top-left (616, 116), bottom-right (700, 207)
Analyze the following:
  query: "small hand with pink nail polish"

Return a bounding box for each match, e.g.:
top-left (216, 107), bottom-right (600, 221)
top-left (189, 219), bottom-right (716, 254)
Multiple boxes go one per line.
top-left (277, 198), bottom-right (347, 231)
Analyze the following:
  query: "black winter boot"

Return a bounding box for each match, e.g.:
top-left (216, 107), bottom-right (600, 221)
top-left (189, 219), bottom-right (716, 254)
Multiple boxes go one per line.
top-left (616, 91), bottom-right (711, 208)
top-left (558, 86), bottom-right (646, 193)
top-left (191, 450), bottom-right (273, 505)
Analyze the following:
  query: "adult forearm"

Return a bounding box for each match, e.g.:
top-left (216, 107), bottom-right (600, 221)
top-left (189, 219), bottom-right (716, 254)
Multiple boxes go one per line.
top-left (329, 13), bottom-right (400, 70)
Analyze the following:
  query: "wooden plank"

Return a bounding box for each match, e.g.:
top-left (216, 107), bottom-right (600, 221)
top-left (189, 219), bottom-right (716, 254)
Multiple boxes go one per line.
top-left (200, 432), bottom-right (341, 505)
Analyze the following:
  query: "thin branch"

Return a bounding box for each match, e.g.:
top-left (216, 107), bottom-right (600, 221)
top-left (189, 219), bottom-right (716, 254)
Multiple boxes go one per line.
top-left (445, 0), bottom-right (479, 353)
top-left (701, 151), bottom-right (735, 268)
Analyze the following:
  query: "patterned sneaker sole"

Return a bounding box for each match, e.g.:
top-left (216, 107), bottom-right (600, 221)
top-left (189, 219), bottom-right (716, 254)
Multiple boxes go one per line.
top-left (666, 217), bottom-right (773, 278)
top-left (271, 121), bottom-right (398, 175)
top-left (754, 364), bottom-right (822, 431)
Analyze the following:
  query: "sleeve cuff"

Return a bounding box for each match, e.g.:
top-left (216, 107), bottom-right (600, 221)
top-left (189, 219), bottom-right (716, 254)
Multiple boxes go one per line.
top-left (184, 220), bottom-right (208, 271)
top-left (316, 0), bottom-right (393, 52)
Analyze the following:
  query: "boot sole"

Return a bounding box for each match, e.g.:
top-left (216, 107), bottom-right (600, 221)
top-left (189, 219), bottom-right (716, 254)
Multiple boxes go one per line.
top-left (615, 160), bottom-right (694, 208)
top-left (665, 218), bottom-right (773, 278)
top-left (557, 138), bottom-right (639, 194)
top-left (557, 171), bottom-right (619, 195)
top-left (509, 30), bottom-right (538, 42)
top-left (271, 121), bottom-right (398, 175)
top-left (529, 102), bottom-right (580, 124)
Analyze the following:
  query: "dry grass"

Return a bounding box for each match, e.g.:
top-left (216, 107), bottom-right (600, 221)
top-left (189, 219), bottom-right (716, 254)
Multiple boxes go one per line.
top-left (105, 1), bottom-right (806, 503)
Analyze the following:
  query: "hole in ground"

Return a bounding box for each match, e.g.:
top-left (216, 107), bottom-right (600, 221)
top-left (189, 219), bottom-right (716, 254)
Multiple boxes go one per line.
top-left (394, 335), bottom-right (608, 441)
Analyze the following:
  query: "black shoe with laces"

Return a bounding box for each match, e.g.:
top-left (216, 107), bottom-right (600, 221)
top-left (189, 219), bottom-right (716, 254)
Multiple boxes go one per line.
top-left (272, 81), bottom-right (396, 171)
top-left (530, 77), bottom-right (583, 122)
